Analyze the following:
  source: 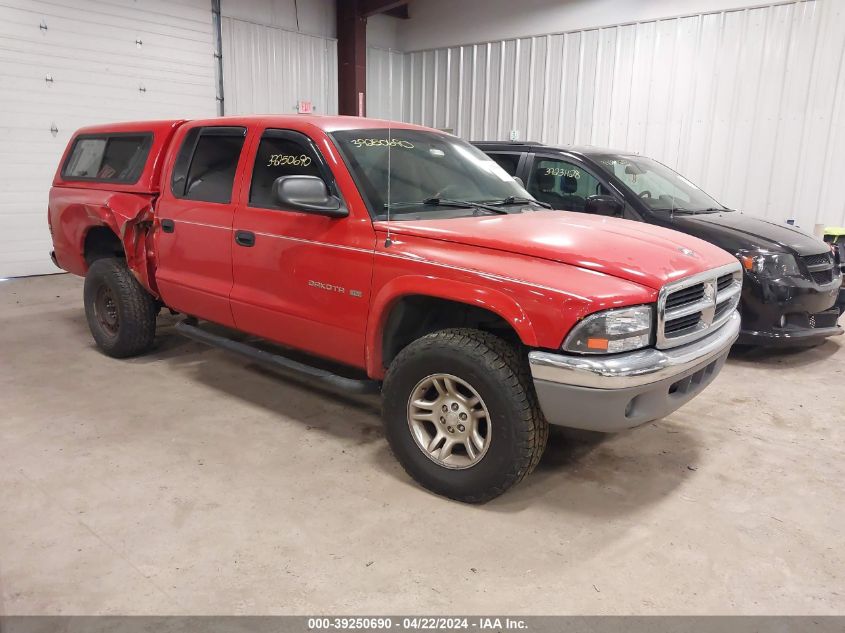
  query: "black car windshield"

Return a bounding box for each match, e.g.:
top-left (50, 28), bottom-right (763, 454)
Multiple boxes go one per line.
top-left (331, 129), bottom-right (535, 220)
top-left (594, 154), bottom-right (729, 214)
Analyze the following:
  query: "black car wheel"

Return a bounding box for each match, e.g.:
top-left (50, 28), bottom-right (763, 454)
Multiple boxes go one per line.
top-left (83, 258), bottom-right (157, 358)
top-left (382, 328), bottom-right (548, 503)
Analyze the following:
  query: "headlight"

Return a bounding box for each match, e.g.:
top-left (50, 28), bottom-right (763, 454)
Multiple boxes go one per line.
top-left (831, 243), bottom-right (843, 268)
top-left (737, 250), bottom-right (799, 277)
top-left (562, 305), bottom-right (652, 354)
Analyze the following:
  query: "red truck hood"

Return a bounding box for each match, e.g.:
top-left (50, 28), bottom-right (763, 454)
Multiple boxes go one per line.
top-left (375, 211), bottom-right (735, 290)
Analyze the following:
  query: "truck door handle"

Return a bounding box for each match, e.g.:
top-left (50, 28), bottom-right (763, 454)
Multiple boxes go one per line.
top-left (161, 219), bottom-right (175, 233)
top-left (235, 230), bottom-right (255, 247)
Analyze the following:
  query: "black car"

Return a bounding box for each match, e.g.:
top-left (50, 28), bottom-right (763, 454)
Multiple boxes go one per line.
top-left (475, 141), bottom-right (845, 347)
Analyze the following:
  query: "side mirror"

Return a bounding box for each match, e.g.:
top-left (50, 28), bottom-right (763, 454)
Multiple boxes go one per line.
top-left (272, 175), bottom-right (348, 218)
top-left (585, 195), bottom-right (624, 218)
top-left (513, 176), bottom-right (525, 188)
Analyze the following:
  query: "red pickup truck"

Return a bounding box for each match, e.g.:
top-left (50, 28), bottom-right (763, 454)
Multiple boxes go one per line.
top-left (49, 115), bottom-right (741, 502)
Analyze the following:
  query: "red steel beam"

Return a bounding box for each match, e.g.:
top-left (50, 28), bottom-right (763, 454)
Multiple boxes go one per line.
top-left (336, 0), bottom-right (368, 116)
top-left (336, 0), bottom-right (409, 115)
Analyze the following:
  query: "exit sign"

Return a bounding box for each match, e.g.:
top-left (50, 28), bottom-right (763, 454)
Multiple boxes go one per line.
top-left (297, 100), bottom-right (313, 114)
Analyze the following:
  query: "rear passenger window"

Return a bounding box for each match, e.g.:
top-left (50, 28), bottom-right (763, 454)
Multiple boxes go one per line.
top-left (249, 130), bottom-right (325, 208)
top-left (171, 127), bottom-right (246, 204)
top-left (63, 134), bottom-right (152, 183)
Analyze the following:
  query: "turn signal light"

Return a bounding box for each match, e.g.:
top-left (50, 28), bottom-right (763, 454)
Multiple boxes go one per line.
top-left (563, 305), bottom-right (653, 354)
top-left (587, 338), bottom-right (609, 350)
top-left (739, 254), bottom-right (755, 270)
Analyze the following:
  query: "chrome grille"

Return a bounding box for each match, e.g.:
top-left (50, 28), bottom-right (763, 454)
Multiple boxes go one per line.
top-left (657, 262), bottom-right (743, 349)
top-left (665, 283), bottom-right (704, 310)
top-left (713, 300), bottom-right (733, 320)
top-left (664, 312), bottom-right (701, 334)
top-left (716, 273), bottom-right (734, 293)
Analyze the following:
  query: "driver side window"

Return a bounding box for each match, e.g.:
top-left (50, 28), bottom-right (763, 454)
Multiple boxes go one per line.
top-left (250, 132), bottom-right (324, 209)
top-left (527, 158), bottom-right (609, 212)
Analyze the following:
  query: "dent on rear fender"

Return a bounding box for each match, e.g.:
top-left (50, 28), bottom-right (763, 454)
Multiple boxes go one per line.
top-left (91, 193), bottom-right (158, 297)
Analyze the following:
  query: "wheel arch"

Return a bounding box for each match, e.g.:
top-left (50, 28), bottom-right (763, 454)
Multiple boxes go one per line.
top-left (83, 225), bottom-right (124, 264)
top-left (366, 276), bottom-right (538, 379)
top-left (74, 193), bottom-right (159, 297)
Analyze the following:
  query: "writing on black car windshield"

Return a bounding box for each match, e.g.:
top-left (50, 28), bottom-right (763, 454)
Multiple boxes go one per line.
top-left (332, 129), bottom-right (533, 220)
top-left (597, 155), bottom-right (728, 214)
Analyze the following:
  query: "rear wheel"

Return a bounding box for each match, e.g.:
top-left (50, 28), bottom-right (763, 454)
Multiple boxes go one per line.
top-left (382, 328), bottom-right (548, 503)
top-left (83, 258), bottom-right (157, 358)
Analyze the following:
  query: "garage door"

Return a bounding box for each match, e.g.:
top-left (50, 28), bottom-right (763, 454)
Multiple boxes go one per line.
top-left (0, 0), bottom-right (217, 278)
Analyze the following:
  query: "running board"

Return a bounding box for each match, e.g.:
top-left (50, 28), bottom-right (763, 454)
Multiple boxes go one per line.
top-left (174, 320), bottom-right (380, 395)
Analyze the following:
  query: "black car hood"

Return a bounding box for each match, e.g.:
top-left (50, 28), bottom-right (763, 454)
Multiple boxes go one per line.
top-left (655, 211), bottom-right (828, 256)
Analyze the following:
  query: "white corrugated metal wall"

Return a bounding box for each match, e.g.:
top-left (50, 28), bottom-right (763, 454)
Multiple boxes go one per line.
top-left (389, 0), bottom-right (845, 229)
top-left (220, 17), bottom-right (337, 115)
top-left (0, 0), bottom-right (217, 278)
top-left (6, 0), bottom-right (844, 279)
top-left (366, 46), bottom-right (404, 120)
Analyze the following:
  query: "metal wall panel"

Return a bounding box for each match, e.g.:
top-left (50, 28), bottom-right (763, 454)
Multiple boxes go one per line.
top-left (366, 46), bottom-right (404, 120)
top-left (0, 0), bottom-right (217, 277)
top-left (221, 17), bottom-right (337, 116)
top-left (396, 0), bottom-right (845, 229)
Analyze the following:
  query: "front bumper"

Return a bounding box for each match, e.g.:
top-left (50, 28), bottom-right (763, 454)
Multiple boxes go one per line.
top-left (528, 311), bottom-right (740, 432)
top-left (737, 270), bottom-right (843, 346)
top-left (836, 284), bottom-right (845, 316)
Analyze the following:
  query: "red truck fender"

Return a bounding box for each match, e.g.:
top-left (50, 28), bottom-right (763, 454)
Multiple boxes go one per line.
top-left (365, 274), bottom-right (538, 379)
top-left (106, 193), bottom-right (159, 297)
top-left (56, 192), bottom-right (159, 297)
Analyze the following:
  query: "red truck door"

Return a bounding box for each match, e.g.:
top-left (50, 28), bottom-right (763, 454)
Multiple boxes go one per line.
top-left (229, 128), bottom-right (376, 368)
top-left (154, 125), bottom-right (248, 327)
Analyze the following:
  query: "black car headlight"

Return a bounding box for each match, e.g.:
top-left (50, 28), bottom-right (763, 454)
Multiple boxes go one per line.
top-left (831, 243), bottom-right (843, 269)
top-left (737, 250), bottom-right (799, 278)
top-left (562, 305), bottom-right (652, 354)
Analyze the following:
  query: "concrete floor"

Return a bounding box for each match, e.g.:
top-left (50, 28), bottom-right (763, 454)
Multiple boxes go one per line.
top-left (1, 273), bottom-right (844, 615)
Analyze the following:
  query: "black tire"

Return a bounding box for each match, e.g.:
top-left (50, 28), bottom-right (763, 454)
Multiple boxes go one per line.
top-left (83, 258), bottom-right (157, 358)
top-left (382, 328), bottom-right (548, 503)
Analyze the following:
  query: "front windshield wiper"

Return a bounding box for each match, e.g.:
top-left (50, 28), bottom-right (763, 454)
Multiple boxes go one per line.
top-left (673, 207), bottom-right (726, 215)
top-left (423, 197), bottom-right (509, 215)
top-left (488, 196), bottom-right (552, 209)
top-left (652, 206), bottom-right (692, 214)
top-left (384, 198), bottom-right (507, 215)
top-left (653, 206), bottom-right (729, 215)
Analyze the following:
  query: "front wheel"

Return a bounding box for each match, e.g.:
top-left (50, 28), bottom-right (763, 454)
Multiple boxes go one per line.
top-left (83, 258), bottom-right (157, 358)
top-left (382, 329), bottom-right (548, 503)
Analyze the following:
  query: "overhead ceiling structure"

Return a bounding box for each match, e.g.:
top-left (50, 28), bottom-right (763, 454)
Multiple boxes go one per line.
top-left (361, 0), bottom-right (410, 19)
top-left (336, 0), bottom-right (408, 116)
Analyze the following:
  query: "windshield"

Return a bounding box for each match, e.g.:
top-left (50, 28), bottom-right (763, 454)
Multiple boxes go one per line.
top-left (331, 128), bottom-right (533, 220)
top-left (595, 155), bottom-right (729, 214)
